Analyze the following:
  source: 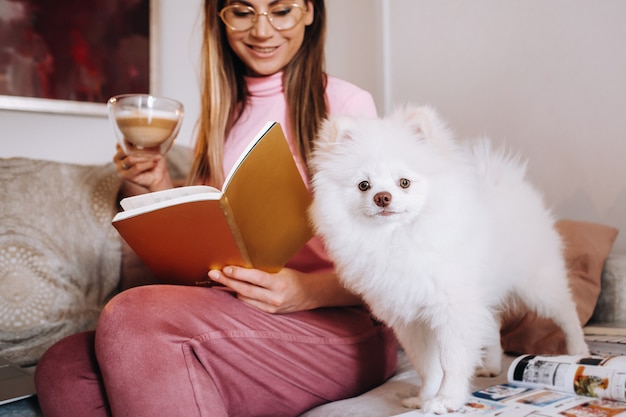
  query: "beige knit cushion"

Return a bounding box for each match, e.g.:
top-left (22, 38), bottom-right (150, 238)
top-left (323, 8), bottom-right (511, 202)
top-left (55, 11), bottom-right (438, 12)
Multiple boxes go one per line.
top-left (0, 158), bottom-right (122, 366)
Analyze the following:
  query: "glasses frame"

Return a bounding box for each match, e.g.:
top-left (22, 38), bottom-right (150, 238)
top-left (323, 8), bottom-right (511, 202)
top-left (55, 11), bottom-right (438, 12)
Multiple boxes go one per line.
top-left (219, 3), bottom-right (307, 32)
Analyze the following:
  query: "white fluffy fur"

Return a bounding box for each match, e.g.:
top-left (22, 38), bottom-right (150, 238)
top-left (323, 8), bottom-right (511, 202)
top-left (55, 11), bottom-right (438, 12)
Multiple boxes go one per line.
top-left (309, 106), bottom-right (589, 414)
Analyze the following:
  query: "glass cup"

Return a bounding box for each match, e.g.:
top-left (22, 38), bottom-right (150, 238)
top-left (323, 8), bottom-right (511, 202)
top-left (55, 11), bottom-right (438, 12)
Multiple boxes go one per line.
top-left (107, 94), bottom-right (184, 157)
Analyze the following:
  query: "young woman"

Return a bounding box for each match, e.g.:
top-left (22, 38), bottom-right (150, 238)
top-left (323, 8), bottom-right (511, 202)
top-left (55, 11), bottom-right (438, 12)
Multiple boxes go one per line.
top-left (34, 1), bottom-right (397, 416)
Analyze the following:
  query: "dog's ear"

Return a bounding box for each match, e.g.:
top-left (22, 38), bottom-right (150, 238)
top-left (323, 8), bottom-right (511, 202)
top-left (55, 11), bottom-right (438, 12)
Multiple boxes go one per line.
top-left (317, 115), bottom-right (357, 145)
top-left (392, 105), bottom-right (453, 144)
top-left (311, 116), bottom-right (359, 174)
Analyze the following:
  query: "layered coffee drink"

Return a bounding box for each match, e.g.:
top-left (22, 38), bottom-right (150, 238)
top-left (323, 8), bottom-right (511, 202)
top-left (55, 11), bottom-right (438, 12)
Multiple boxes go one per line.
top-left (108, 94), bottom-right (184, 157)
top-left (116, 113), bottom-right (180, 152)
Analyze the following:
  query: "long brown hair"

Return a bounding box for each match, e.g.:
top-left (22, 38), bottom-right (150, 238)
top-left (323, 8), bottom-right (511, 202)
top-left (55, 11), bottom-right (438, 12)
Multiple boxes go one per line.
top-left (189, 0), bottom-right (328, 186)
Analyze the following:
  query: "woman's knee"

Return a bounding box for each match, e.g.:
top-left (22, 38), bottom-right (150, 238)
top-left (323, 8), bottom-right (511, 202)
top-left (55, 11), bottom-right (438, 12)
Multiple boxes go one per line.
top-left (94, 285), bottom-right (199, 358)
top-left (35, 331), bottom-right (97, 382)
top-left (97, 285), bottom-right (235, 339)
top-left (35, 331), bottom-right (102, 416)
top-left (95, 287), bottom-right (156, 348)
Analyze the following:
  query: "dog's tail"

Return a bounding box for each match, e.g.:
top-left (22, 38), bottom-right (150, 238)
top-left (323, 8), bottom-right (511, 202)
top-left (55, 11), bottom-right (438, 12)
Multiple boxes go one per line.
top-left (467, 138), bottom-right (528, 185)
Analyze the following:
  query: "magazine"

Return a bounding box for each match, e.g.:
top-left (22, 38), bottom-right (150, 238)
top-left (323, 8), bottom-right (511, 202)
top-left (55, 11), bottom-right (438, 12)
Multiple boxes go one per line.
top-left (395, 353), bottom-right (626, 417)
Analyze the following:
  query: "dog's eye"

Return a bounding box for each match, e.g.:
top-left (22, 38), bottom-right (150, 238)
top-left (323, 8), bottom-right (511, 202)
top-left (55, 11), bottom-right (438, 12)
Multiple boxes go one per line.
top-left (399, 178), bottom-right (411, 189)
top-left (358, 181), bottom-right (370, 191)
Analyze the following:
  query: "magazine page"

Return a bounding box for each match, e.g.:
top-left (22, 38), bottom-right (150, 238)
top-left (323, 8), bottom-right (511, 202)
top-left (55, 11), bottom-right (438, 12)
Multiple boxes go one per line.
top-left (472, 383), bottom-right (626, 417)
top-left (395, 383), bottom-right (626, 417)
top-left (507, 354), bottom-right (626, 402)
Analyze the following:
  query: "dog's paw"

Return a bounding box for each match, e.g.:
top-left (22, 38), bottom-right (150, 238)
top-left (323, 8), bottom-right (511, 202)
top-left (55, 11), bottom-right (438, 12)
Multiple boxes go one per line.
top-left (476, 356), bottom-right (501, 377)
top-left (478, 343), bottom-right (502, 377)
top-left (421, 396), bottom-right (466, 414)
top-left (475, 366), bottom-right (501, 378)
top-left (401, 395), bottom-right (465, 414)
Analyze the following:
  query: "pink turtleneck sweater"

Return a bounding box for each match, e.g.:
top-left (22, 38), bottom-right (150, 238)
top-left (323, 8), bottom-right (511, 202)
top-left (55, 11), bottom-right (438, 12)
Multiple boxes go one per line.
top-left (223, 72), bottom-right (378, 178)
top-left (221, 72), bottom-right (378, 273)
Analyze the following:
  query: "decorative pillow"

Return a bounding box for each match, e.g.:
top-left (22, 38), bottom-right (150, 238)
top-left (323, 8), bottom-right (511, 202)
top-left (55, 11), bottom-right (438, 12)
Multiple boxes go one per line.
top-left (0, 158), bottom-right (122, 366)
top-left (500, 219), bottom-right (619, 355)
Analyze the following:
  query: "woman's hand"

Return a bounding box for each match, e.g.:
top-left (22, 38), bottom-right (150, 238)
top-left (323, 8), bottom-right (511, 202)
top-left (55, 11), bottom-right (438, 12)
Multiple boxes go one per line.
top-left (113, 144), bottom-right (174, 195)
top-left (207, 266), bottom-right (362, 314)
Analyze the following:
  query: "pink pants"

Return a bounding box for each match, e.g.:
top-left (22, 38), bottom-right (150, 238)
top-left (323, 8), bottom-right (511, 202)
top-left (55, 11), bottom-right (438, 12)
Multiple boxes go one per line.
top-left (35, 285), bottom-right (397, 417)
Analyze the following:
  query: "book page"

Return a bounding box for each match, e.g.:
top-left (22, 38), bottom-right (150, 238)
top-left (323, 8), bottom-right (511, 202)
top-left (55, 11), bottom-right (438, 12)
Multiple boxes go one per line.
top-left (120, 185), bottom-right (220, 211)
top-left (114, 191), bottom-right (224, 221)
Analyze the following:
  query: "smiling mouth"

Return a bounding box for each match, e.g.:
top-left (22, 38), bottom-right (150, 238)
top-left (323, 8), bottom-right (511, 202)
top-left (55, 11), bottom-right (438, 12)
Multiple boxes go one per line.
top-left (250, 45), bottom-right (278, 53)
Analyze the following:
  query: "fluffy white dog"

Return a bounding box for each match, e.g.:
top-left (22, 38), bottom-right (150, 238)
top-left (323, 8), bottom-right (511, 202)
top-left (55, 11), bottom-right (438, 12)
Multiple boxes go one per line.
top-left (308, 106), bottom-right (589, 414)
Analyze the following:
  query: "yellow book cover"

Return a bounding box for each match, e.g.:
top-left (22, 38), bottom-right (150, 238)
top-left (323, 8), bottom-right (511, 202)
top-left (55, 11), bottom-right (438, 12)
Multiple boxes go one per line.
top-left (112, 122), bottom-right (314, 285)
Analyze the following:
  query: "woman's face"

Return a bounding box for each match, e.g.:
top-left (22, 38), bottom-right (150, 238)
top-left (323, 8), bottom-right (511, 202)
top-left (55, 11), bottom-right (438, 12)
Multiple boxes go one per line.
top-left (222, 0), bottom-right (314, 77)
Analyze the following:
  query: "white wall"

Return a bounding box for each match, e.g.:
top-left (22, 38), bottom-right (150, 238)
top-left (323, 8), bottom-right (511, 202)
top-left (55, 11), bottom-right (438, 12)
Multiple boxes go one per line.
top-left (325, 0), bottom-right (383, 114)
top-left (381, 0), bottom-right (626, 253)
top-left (153, 0), bottom-right (203, 150)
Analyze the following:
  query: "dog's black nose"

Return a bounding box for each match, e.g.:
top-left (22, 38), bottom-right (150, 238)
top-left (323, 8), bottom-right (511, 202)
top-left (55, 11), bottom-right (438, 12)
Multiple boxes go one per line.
top-left (374, 192), bottom-right (392, 208)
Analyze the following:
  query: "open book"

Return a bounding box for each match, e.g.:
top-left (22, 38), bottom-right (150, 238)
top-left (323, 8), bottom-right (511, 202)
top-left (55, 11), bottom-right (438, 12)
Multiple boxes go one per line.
top-left (112, 122), bottom-right (314, 285)
top-left (396, 353), bottom-right (626, 417)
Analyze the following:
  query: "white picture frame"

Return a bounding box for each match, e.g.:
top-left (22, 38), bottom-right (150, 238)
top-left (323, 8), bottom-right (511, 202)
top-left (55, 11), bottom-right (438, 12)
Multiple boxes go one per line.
top-left (0, 0), bottom-right (158, 117)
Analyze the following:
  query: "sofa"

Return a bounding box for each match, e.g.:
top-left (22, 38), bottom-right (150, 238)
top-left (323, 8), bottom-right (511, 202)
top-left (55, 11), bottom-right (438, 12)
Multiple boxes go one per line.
top-left (0, 148), bottom-right (623, 417)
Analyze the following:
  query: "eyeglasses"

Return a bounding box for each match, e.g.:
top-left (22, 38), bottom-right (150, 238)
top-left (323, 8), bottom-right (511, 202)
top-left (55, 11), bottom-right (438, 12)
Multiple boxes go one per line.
top-left (219, 3), bottom-right (307, 32)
